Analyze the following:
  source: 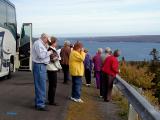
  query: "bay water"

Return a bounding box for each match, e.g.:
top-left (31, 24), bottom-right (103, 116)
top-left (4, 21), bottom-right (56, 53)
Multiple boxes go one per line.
top-left (58, 38), bottom-right (160, 61)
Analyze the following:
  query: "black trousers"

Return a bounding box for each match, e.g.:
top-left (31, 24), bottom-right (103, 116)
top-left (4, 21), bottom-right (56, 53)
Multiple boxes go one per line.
top-left (62, 64), bottom-right (70, 83)
top-left (85, 69), bottom-right (91, 84)
top-left (47, 71), bottom-right (57, 103)
top-left (103, 73), bottom-right (114, 101)
top-left (100, 71), bottom-right (104, 96)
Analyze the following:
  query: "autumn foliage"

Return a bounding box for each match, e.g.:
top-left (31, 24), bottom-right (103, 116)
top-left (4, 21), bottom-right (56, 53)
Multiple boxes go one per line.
top-left (119, 63), bottom-right (159, 107)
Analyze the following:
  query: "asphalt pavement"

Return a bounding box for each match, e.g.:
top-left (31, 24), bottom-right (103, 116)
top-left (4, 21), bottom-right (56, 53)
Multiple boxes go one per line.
top-left (0, 71), bottom-right (71, 120)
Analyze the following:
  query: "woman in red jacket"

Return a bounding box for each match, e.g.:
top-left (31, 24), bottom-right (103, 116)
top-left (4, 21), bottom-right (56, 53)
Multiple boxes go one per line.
top-left (102, 49), bottom-right (121, 102)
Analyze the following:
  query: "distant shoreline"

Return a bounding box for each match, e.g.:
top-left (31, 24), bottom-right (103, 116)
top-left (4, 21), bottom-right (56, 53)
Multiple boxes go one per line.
top-left (58, 35), bottom-right (160, 43)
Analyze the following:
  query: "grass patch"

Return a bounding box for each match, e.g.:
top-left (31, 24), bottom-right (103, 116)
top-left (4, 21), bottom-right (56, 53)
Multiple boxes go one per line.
top-left (112, 90), bottom-right (128, 120)
top-left (66, 84), bottom-right (103, 120)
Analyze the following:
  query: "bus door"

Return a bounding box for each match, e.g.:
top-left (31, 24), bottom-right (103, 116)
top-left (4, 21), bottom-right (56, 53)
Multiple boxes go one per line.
top-left (19, 23), bottom-right (32, 71)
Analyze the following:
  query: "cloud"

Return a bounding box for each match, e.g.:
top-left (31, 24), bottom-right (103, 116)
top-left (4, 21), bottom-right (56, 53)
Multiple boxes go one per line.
top-left (13, 0), bottom-right (160, 36)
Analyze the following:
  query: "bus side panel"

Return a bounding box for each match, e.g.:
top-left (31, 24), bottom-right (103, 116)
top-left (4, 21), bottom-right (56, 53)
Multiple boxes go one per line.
top-left (0, 27), bottom-right (16, 77)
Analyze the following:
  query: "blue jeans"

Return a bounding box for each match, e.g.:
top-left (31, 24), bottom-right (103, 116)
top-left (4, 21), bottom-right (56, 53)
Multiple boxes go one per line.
top-left (71, 76), bottom-right (82, 99)
top-left (33, 62), bottom-right (47, 108)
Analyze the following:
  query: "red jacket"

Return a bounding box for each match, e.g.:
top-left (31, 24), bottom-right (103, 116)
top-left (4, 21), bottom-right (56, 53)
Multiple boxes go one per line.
top-left (102, 55), bottom-right (119, 77)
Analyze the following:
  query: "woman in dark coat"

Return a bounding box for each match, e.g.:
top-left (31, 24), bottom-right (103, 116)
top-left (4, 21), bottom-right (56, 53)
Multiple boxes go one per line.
top-left (84, 49), bottom-right (93, 87)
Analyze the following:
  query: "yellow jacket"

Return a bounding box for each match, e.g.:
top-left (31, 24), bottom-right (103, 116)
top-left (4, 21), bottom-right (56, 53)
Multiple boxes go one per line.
top-left (69, 50), bottom-right (86, 76)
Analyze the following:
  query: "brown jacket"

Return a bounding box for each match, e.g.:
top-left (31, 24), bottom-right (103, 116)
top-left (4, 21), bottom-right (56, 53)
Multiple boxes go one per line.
top-left (60, 46), bottom-right (71, 65)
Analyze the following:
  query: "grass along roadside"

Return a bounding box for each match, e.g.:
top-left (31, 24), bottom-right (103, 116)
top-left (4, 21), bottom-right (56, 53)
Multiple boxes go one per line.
top-left (112, 90), bottom-right (128, 120)
top-left (65, 80), bottom-right (124, 120)
top-left (66, 83), bottom-right (103, 120)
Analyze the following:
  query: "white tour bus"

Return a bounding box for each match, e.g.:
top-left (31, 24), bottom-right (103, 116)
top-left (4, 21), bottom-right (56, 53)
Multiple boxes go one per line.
top-left (0, 0), bottom-right (32, 78)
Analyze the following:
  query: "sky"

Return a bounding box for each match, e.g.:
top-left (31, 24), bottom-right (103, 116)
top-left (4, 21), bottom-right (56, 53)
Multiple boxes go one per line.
top-left (12, 0), bottom-right (160, 37)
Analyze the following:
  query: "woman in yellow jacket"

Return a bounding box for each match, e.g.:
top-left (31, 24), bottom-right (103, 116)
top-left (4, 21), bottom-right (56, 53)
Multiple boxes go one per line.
top-left (69, 41), bottom-right (86, 103)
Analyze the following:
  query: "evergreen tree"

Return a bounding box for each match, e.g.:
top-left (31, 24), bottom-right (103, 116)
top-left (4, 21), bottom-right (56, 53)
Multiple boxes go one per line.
top-left (149, 48), bottom-right (160, 102)
top-left (149, 48), bottom-right (159, 73)
top-left (150, 48), bottom-right (159, 61)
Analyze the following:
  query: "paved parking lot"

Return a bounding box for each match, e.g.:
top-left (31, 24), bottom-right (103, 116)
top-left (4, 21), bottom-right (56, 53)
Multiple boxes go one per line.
top-left (0, 71), bottom-right (71, 120)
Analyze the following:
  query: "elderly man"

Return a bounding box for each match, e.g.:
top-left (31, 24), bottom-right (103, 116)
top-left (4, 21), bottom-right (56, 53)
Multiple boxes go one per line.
top-left (32, 33), bottom-right (53, 111)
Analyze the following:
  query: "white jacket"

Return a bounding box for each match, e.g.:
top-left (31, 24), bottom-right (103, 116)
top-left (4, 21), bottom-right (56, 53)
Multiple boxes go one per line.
top-left (47, 47), bottom-right (62, 71)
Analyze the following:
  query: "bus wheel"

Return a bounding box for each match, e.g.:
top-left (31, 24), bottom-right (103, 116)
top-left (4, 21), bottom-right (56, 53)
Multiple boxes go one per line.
top-left (7, 61), bottom-right (14, 79)
top-left (10, 62), bottom-right (14, 72)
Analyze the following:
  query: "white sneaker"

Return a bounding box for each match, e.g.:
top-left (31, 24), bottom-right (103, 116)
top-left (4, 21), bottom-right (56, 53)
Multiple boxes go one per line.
top-left (99, 96), bottom-right (103, 98)
top-left (86, 84), bottom-right (91, 87)
top-left (77, 99), bottom-right (84, 103)
top-left (70, 97), bottom-right (78, 102)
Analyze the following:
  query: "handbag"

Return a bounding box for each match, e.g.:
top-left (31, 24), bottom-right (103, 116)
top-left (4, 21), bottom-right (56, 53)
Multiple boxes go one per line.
top-left (47, 47), bottom-right (62, 71)
top-left (53, 60), bottom-right (62, 70)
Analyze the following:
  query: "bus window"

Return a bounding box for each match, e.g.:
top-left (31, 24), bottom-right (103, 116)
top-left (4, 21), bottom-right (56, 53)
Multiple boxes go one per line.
top-left (0, 32), bottom-right (4, 71)
top-left (0, 32), bottom-right (4, 45)
top-left (0, 32), bottom-right (4, 61)
top-left (6, 4), bottom-right (17, 39)
top-left (0, 36), bottom-right (3, 45)
top-left (7, 4), bottom-right (16, 24)
top-left (0, 36), bottom-right (3, 46)
top-left (20, 25), bottom-right (31, 47)
top-left (0, 1), bottom-right (7, 26)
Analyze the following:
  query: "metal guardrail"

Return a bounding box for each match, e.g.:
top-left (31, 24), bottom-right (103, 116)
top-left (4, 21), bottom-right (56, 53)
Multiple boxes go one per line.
top-left (114, 75), bottom-right (160, 120)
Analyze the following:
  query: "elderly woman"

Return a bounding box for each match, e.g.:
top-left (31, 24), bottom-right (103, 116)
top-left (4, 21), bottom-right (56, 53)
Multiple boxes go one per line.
top-left (69, 41), bottom-right (85, 103)
top-left (84, 49), bottom-right (93, 87)
top-left (93, 48), bottom-right (103, 89)
top-left (47, 37), bottom-right (61, 106)
top-left (102, 50), bottom-right (120, 102)
top-left (60, 41), bottom-right (71, 84)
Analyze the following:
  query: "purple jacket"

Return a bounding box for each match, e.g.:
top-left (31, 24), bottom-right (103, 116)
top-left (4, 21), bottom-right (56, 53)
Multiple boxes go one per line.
top-left (84, 53), bottom-right (92, 71)
top-left (93, 53), bottom-right (102, 72)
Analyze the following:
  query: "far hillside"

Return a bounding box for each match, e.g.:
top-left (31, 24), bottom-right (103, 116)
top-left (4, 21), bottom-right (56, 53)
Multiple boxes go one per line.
top-left (60, 35), bottom-right (160, 43)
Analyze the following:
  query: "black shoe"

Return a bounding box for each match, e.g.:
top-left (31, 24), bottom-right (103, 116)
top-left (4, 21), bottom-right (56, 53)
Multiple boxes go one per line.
top-left (35, 105), bottom-right (37, 108)
top-left (49, 102), bottom-right (59, 106)
top-left (36, 107), bottom-right (49, 111)
top-left (104, 99), bottom-right (110, 102)
top-left (63, 82), bottom-right (68, 84)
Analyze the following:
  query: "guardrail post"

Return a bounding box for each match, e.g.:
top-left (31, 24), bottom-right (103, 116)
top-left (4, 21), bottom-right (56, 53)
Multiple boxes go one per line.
top-left (112, 85), bottom-right (119, 95)
top-left (113, 85), bottom-right (139, 120)
top-left (128, 104), bottom-right (139, 120)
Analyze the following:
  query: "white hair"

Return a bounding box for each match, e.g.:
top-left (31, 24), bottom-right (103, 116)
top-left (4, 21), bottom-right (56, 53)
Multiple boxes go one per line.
top-left (41, 33), bottom-right (49, 40)
top-left (105, 47), bottom-right (112, 53)
top-left (64, 40), bottom-right (71, 46)
top-left (98, 48), bottom-right (103, 53)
